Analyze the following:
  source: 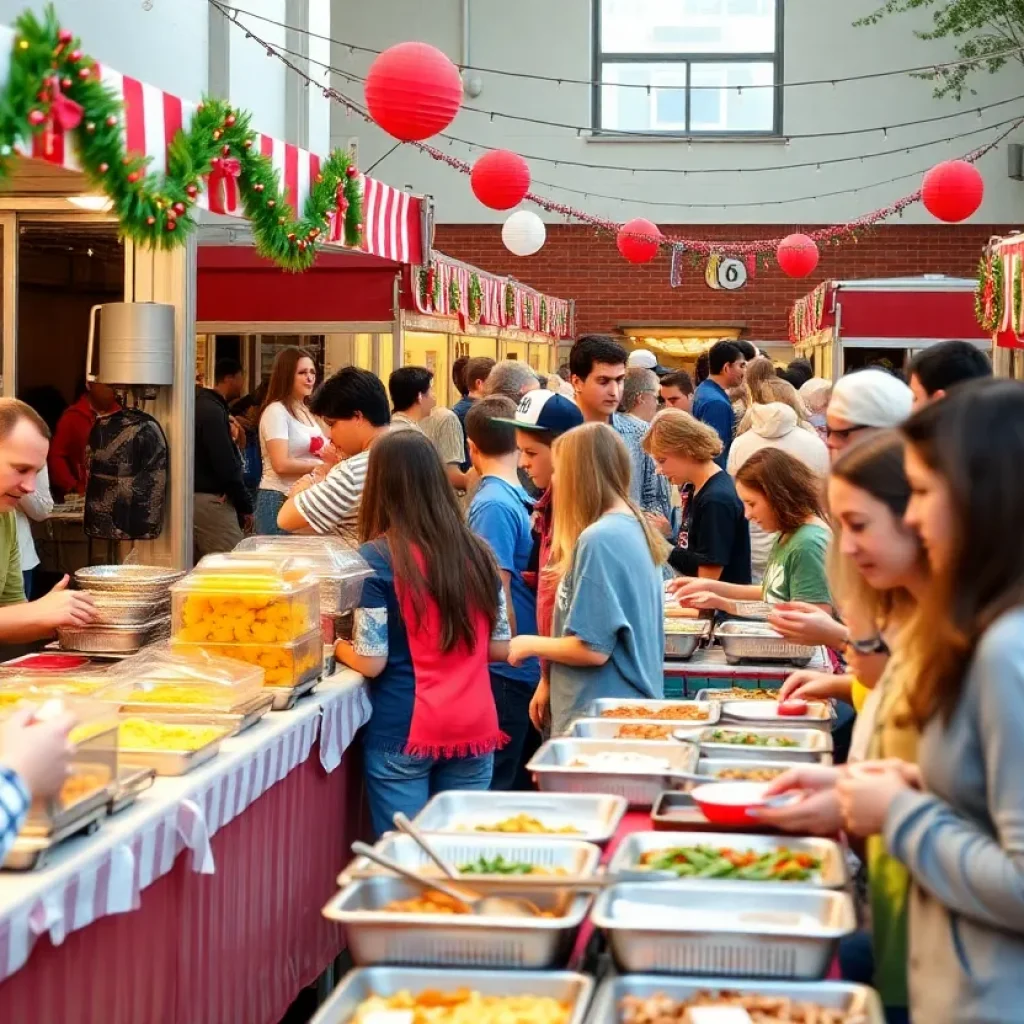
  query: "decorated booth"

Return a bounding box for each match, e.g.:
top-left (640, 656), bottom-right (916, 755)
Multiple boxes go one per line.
top-left (976, 233), bottom-right (1024, 378)
top-left (789, 275), bottom-right (990, 380)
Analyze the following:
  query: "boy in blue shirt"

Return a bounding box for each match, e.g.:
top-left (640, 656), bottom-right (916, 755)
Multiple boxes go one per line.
top-left (692, 339), bottom-right (747, 468)
top-left (465, 396), bottom-right (541, 790)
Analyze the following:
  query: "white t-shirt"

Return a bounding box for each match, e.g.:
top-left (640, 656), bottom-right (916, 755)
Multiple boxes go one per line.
top-left (15, 463), bottom-right (53, 572)
top-left (258, 401), bottom-right (326, 494)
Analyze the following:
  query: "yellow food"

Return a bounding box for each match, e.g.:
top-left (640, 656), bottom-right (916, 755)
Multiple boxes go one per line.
top-left (470, 814), bottom-right (581, 835)
top-left (122, 684), bottom-right (234, 707)
top-left (58, 768), bottom-right (110, 805)
top-left (353, 990), bottom-right (573, 1024)
top-left (175, 590), bottom-right (312, 645)
top-left (706, 687), bottom-right (781, 701)
top-left (119, 717), bottom-right (226, 751)
top-left (179, 641), bottom-right (318, 687)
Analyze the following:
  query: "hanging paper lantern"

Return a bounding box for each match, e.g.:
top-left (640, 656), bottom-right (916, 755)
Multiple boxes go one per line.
top-left (777, 233), bottom-right (819, 278)
top-left (617, 218), bottom-right (662, 264)
top-left (502, 210), bottom-right (546, 256)
top-left (364, 42), bottom-right (463, 142)
top-left (921, 160), bottom-right (984, 223)
top-left (471, 150), bottom-right (531, 210)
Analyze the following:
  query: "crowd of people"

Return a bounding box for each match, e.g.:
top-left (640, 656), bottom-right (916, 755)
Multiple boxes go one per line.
top-left (0, 330), bottom-right (1018, 1023)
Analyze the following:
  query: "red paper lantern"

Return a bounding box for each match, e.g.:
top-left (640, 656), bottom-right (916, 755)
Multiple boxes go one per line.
top-left (365, 42), bottom-right (463, 142)
top-left (471, 150), bottom-right (530, 210)
top-left (617, 218), bottom-right (662, 264)
top-left (921, 160), bottom-right (984, 223)
top-left (777, 233), bottom-right (819, 278)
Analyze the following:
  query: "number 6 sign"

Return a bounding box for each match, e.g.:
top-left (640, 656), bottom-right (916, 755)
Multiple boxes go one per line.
top-left (717, 258), bottom-right (747, 291)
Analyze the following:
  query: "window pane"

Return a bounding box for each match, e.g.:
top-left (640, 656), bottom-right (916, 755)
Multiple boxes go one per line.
top-left (600, 0), bottom-right (776, 55)
top-left (600, 62), bottom-right (687, 133)
top-left (689, 62), bottom-right (774, 132)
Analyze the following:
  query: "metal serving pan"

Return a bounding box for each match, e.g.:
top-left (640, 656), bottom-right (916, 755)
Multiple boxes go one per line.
top-left (527, 739), bottom-right (700, 806)
top-left (89, 593), bottom-right (171, 627)
top-left (714, 620), bottom-right (816, 666)
top-left (663, 620), bottom-right (711, 661)
top-left (341, 832), bottom-right (603, 887)
top-left (322, 875), bottom-right (591, 969)
top-left (719, 698), bottom-right (835, 731)
top-left (585, 975), bottom-right (883, 1024)
top-left (651, 791), bottom-right (787, 835)
top-left (412, 790), bottom-right (628, 845)
top-left (58, 616), bottom-right (170, 654)
top-left (74, 565), bottom-right (185, 596)
top-left (4, 803), bottom-right (107, 871)
top-left (108, 765), bottom-right (156, 815)
top-left (269, 674), bottom-right (320, 711)
top-left (569, 718), bottom-right (703, 742)
top-left (695, 726), bottom-right (834, 763)
top-left (310, 967), bottom-right (594, 1024)
top-left (22, 774), bottom-right (112, 837)
top-left (605, 830), bottom-right (847, 888)
top-left (696, 686), bottom-right (781, 702)
top-left (121, 692), bottom-right (274, 737)
top-left (693, 756), bottom-right (811, 783)
top-left (117, 689), bottom-right (272, 719)
top-left (591, 881), bottom-right (855, 979)
top-left (586, 698), bottom-right (721, 726)
top-left (118, 731), bottom-right (227, 776)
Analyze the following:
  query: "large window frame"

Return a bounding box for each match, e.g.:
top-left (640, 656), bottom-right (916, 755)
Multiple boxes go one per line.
top-left (591, 0), bottom-right (784, 137)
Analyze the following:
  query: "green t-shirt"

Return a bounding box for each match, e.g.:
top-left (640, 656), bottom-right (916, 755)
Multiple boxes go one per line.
top-left (761, 522), bottom-right (831, 605)
top-left (0, 512), bottom-right (24, 607)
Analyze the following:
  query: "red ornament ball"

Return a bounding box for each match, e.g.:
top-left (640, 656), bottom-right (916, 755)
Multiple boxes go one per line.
top-left (98, 162), bottom-right (109, 174)
top-left (921, 160), bottom-right (984, 223)
top-left (254, 183), bottom-right (265, 192)
top-left (617, 218), bottom-right (662, 264)
top-left (776, 233), bottom-right (820, 278)
top-left (185, 184), bottom-right (198, 198)
top-left (221, 144), bottom-right (231, 157)
top-left (69, 49), bottom-right (82, 62)
top-left (27, 109), bottom-right (45, 126)
top-left (166, 218), bottom-right (177, 231)
top-left (105, 115), bottom-right (117, 127)
top-left (345, 164), bottom-right (358, 179)
top-left (364, 41), bottom-right (462, 142)
top-left (146, 216), bottom-right (156, 226)
top-left (471, 150), bottom-right (530, 211)
top-left (77, 67), bottom-right (90, 79)
top-left (224, 114), bottom-right (236, 127)
top-left (267, 199), bottom-right (276, 208)
top-left (172, 202), bottom-right (186, 216)
top-left (61, 77), bottom-right (72, 90)
top-left (126, 171), bottom-right (142, 184)
top-left (58, 29), bottom-right (73, 44)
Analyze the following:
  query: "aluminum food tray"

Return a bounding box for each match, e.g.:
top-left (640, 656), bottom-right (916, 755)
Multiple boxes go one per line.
top-left (569, 718), bottom-right (703, 742)
top-left (22, 777), bottom-right (112, 837)
top-left (118, 731), bottom-right (227, 776)
top-left (527, 739), bottom-right (700, 806)
top-left (731, 600), bottom-right (773, 619)
top-left (90, 593), bottom-right (171, 627)
top-left (341, 832), bottom-right (603, 887)
top-left (696, 726), bottom-right (834, 763)
top-left (121, 692), bottom-right (275, 736)
top-left (714, 621), bottom-right (816, 666)
top-left (108, 765), bottom-right (156, 815)
top-left (58, 616), bottom-right (170, 654)
top-left (605, 830), bottom-right (847, 888)
top-left (412, 790), bottom-right (628, 845)
top-left (718, 698), bottom-right (835, 731)
top-left (586, 698), bottom-right (721, 725)
top-left (310, 967), bottom-right (594, 1024)
top-left (323, 875), bottom-right (591, 969)
top-left (694, 756), bottom-right (813, 783)
top-left (585, 975), bottom-right (883, 1024)
top-left (74, 564), bottom-right (185, 595)
top-left (650, 791), bottom-right (787, 835)
top-left (695, 686), bottom-right (782, 702)
top-left (269, 674), bottom-right (320, 711)
top-left (591, 881), bottom-right (855, 978)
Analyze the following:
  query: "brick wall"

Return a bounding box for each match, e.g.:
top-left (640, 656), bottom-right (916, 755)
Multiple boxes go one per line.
top-left (433, 223), bottom-right (1013, 341)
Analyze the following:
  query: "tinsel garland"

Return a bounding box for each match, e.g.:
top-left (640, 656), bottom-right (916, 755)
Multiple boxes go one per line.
top-left (468, 273), bottom-right (482, 323)
top-left (975, 255), bottom-right (1004, 333)
top-left (0, 7), bottom-right (362, 271)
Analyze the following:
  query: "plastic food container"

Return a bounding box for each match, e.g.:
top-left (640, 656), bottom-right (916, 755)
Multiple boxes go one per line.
top-left (172, 557), bottom-right (320, 645)
top-left (171, 628), bottom-right (322, 689)
top-left (100, 643), bottom-right (267, 711)
top-left (234, 536), bottom-right (373, 614)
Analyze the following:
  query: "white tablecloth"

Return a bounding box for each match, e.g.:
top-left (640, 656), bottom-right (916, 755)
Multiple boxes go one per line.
top-left (0, 671), bottom-right (371, 982)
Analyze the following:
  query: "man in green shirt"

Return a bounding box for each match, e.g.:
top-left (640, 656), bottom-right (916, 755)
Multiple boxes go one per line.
top-left (0, 400), bottom-right (96, 641)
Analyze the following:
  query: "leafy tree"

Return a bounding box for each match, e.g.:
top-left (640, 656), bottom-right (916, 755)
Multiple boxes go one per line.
top-left (855, 0), bottom-right (1024, 98)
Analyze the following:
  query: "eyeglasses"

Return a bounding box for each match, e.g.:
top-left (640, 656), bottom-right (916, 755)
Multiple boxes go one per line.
top-left (825, 424), bottom-right (870, 442)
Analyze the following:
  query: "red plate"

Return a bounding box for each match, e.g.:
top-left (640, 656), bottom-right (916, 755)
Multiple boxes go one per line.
top-left (2, 653), bottom-right (90, 671)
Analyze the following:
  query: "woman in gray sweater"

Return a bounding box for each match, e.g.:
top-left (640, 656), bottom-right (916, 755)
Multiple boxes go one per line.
top-left (837, 379), bottom-right (1024, 1024)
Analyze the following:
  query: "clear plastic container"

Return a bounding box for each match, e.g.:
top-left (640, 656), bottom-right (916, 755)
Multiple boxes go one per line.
top-left (233, 537), bottom-right (373, 614)
top-left (99, 642), bottom-right (266, 710)
top-left (171, 628), bottom-right (322, 689)
top-left (172, 559), bottom-right (320, 644)
top-left (0, 669), bottom-right (114, 706)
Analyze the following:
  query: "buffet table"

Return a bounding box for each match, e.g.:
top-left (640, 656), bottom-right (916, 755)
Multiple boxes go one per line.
top-left (0, 671), bottom-right (372, 1024)
top-left (663, 644), bottom-right (831, 697)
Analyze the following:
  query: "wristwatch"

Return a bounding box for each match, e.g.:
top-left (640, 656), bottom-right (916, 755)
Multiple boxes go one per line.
top-left (846, 634), bottom-right (889, 656)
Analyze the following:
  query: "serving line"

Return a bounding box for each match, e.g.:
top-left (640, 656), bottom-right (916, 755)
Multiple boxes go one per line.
top-left (0, 670), bottom-right (370, 983)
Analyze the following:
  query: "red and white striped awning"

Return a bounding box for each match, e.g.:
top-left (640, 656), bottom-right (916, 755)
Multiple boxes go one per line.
top-left (1, 28), bottom-right (426, 266)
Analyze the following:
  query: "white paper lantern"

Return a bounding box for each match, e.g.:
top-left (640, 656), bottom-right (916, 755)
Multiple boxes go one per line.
top-left (502, 210), bottom-right (546, 256)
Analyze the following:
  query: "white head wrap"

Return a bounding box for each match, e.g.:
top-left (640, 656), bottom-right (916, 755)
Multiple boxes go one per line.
top-left (828, 369), bottom-right (913, 428)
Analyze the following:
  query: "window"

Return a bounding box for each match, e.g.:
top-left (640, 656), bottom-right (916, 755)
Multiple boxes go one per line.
top-left (594, 0), bottom-right (780, 135)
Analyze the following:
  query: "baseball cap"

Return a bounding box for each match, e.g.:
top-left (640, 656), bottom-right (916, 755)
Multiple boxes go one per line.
top-left (627, 348), bottom-right (670, 377)
top-left (492, 388), bottom-right (584, 437)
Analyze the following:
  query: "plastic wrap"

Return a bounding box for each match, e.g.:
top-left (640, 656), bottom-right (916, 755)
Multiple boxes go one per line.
top-left (171, 629), bottom-right (321, 689)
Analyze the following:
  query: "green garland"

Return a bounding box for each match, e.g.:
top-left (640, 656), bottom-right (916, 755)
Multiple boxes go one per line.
top-left (468, 273), bottom-right (482, 323)
top-left (0, 7), bottom-right (362, 271)
top-left (504, 283), bottom-right (515, 324)
top-left (417, 267), bottom-right (430, 310)
top-left (975, 255), bottom-right (1004, 333)
top-left (539, 296), bottom-right (548, 333)
top-left (1015, 267), bottom-right (1023, 336)
top-left (448, 276), bottom-right (461, 314)
top-left (431, 265), bottom-right (441, 310)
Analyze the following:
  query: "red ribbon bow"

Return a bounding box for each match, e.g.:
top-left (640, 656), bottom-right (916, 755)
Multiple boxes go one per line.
top-left (39, 76), bottom-right (83, 158)
top-left (208, 156), bottom-right (242, 215)
top-left (328, 182), bottom-right (349, 243)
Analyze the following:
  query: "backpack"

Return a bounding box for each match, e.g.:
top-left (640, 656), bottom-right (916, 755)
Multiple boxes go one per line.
top-left (84, 408), bottom-right (169, 540)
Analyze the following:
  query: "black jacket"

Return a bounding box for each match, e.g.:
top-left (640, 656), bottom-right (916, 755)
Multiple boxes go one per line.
top-left (194, 388), bottom-right (253, 516)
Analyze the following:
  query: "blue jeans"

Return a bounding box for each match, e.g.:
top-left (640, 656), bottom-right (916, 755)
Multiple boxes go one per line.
top-left (489, 672), bottom-right (537, 791)
top-left (363, 746), bottom-right (494, 839)
top-left (254, 489), bottom-right (287, 535)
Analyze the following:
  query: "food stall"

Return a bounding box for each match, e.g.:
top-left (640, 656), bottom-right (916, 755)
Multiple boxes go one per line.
top-left (789, 275), bottom-right (991, 380)
top-left (197, 248), bottom-right (575, 406)
top-left (976, 232), bottom-right (1024, 379)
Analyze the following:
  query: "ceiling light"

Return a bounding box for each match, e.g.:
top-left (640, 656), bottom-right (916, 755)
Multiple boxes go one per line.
top-left (68, 194), bottom-right (112, 212)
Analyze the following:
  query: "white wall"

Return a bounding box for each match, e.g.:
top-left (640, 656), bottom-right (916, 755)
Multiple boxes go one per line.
top-left (228, 0), bottom-right (288, 139)
top-left (328, 0), bottom-right (1024, 225)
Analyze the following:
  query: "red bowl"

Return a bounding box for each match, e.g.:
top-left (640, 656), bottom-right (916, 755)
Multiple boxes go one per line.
top-left (778, 698), bottom-right (809, 717)
top-left (690, 781), bottom-right (773, 827)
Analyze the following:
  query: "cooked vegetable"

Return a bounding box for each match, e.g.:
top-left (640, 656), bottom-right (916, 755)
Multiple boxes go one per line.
top-left (615, 723), bottom-right (672, 740)
top-left (636, 844), bottom-right (822, 882)
top-left (705, 688), bottom-right (780, 701)
top-left (716, 767), bottom-right (784, 782)
top-left (601, 704), bottom-right (708, 721)
top-left (620, 991), bottom-right (867, 1024)
top-left (457, 855), bottom-right (563, 876)
top-left (354, 989), bottom-right (574, 1024)
top-left (471, 814), bottom-right (581, 835)
top-left (708, 730), bottom-right (800, 748)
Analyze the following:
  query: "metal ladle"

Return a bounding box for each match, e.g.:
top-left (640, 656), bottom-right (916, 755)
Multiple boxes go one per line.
top-left (392, 812), bottom-right (460, 878)
top-left (350, 841), bottom-right (544, 918)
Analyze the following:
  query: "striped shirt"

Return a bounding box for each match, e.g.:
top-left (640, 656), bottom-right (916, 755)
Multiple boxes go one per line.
top-left (292, 449), bottom-right (370, 542)
top-left (420, 407), bottom-right (466, 466)
top-left (610, 412), bottom-right (672, 519)
top-left (0, 767), bottom-right (29, 862)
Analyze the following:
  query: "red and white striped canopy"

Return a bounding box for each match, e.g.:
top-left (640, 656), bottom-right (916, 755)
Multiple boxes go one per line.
top-left (1, 27), bottom-right (425, 266)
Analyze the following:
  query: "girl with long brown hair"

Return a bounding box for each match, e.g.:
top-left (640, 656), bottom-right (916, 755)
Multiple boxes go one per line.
top-left (670, 446), bottom-right (832, 614)
top-left (255, 347), bottom-right (330, 534)
top-left (836, 380), bottom-right (1024, 1024)
top-left (507, 423), bottom-right (666, 735)
top-left (334, 429), bottom-right (510, 837)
